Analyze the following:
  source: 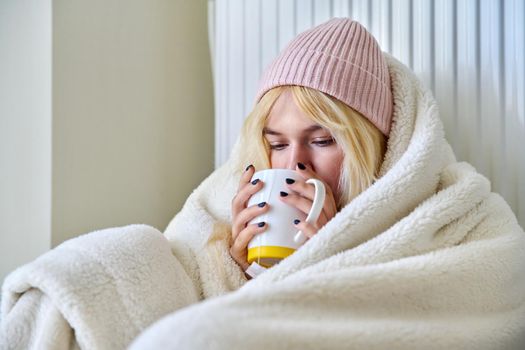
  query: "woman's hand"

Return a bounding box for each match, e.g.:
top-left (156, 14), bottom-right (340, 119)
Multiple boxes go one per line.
top-left (280, 162), bottom-right (338, 240)
top-left (229, 165), bottom-right (269, 271)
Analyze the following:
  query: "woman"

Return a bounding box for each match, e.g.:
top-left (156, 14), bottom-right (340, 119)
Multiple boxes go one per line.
top-left (138, 18), bottom-right (525, 348)
top-left (229, 19), bottom-right (390, 273)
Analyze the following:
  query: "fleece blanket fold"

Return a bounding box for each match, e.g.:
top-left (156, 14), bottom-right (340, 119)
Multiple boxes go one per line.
top-left (1, 54), bottom-right (524, 349)
top-left (0, 225), bottom-right (199, 349)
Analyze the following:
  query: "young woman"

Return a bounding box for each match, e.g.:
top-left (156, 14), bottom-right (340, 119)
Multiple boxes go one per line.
top-left (131, 18), bottom-right (523, 349)
top-left (228, 19), bottom-right (390, 273)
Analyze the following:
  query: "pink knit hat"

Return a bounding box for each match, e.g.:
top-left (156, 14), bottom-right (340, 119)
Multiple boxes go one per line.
top-left (255, 18), bottom-right (393, 136)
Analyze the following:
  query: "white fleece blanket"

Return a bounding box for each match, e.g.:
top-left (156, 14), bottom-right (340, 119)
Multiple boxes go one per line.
top-left (0, 225), bottom-right (200, 349)
top-left (2, 54), bottom-right (525, 349)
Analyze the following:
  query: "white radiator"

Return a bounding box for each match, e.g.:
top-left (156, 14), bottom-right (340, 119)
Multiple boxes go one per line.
top-left (209, 0), bottom-right (525, 227)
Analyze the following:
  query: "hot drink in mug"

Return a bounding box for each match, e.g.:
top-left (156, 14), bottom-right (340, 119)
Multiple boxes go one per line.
top-left (247, 169), bottom-right (325, 267)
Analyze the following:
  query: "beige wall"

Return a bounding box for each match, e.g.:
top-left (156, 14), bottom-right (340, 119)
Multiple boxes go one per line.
top-left (0, 0), bottom-right (214, 284)
top-left (52, 0), bottom-right (214, 245)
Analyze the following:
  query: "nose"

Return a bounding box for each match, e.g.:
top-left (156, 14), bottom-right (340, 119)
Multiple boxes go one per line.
top-left (285, 144), bottom-right (311, 170)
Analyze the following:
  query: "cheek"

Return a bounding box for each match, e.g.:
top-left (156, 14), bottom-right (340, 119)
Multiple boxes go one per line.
top-left (315, 150), bottom-right (344, 194)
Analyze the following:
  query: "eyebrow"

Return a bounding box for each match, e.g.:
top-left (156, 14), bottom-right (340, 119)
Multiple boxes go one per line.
top-left (263, 125), bottom-right (323, 136)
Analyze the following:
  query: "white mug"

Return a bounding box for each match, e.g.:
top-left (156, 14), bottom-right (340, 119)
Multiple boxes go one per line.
top-left (246, 169), bottom-right (325, 267)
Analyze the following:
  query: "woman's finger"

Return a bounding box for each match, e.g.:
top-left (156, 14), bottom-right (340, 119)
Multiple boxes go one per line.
top-left (292, 219), bottom-right (318, 239)
top-left (293, 163), bottom-right (338, 218)
top-left (230, 222), bottom-right (267, 269)
top-left (237, 164), bottom-right (255, 192)
top-left (286, 179), bottom-right (337, 220)
top-left (232, 221), bottom-right (266, 252)
top-left (280, 191), bottom-right (329, 228)
top-left (232, 176), bottom-right (264, 219)
top-left (231, 202), bottom-right (269, 241)
top-left (278, 190), bottom-right (312, 215)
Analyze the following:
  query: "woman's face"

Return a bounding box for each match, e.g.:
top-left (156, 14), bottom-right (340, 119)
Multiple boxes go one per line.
top-left (263, 90), bottom-right (344, 202)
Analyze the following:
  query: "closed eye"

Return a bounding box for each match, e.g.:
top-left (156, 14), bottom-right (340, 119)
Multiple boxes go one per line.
top-left (312, 138), bottom-right (335, 147)
top-left (269, 143), bottom-right (288, 150)
top-left (269, 138), bottom-right (335, 150)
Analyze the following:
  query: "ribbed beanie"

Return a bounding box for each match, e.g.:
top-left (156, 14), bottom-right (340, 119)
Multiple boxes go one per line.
top-left (255, 18), bottom-right (393, 136)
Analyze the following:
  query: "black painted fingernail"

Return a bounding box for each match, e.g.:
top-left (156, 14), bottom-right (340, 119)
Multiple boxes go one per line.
top-left (251, 179), bottom-right (259, 185)
top-left (245, 164), bottom-right (253, 171)
top-left (257, 222), bottom-right (265, 227)
top-left (257, 201), bottom-right (266, 207)
top-left (293, 219), bottom-right (300, 225)
top-left (280, 191), bottom-right (288, 197)
top-left (297, 162), bottom-right (306, 170)
top-left (285, 178), bottom-right (295, 184)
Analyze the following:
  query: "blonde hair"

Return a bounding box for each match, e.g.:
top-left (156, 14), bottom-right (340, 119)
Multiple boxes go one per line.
top-left (236, 85), bottom-right (387, 209)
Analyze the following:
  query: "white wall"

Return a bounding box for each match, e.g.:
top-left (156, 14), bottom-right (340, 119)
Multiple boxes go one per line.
top-left (0, 0), bottom-right (52, 285)
top-left (0, 0), bottom-right (214, 284)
